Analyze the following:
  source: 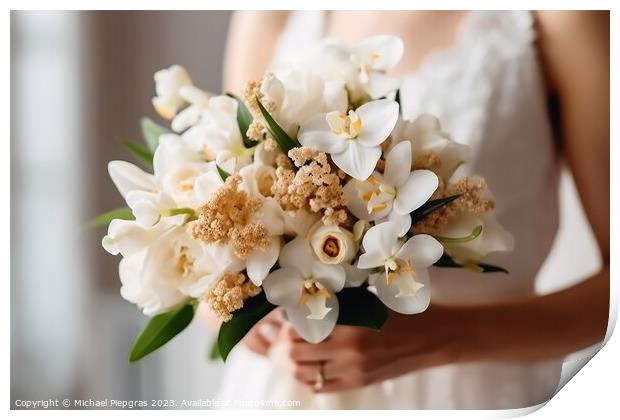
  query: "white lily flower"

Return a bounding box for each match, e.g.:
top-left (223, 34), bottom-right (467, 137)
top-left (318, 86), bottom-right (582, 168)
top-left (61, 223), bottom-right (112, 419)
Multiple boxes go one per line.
top-left (392, 114), bottom-right (472, 181)
top-left (298, 99), bottom-right (399, 180)
top-left (102, 217), bottom-right (176, 257)
top-left (262, 238), bottom-right (345, 343)
top-left (343, 141), bottom-right (439, 236)
top-left (261, 71), bottom-right (348, 137)
top-left (108, 160), bottom-right (157, 199)
top-left (153, 134), bottom-right (214, 208)
top-left (108, 160), bottom-right (189, 227)
top-left (181, 95), bottom-right (254, 173)
top-left (357, 222), bottom-right (443, 314)
top-left (119, 225), bottom-right (242, 316)
top-left (349, 35), bottom-right (404, 99)
top-left (152, 65), bottom-right (193, 120)
top-left (171, 85), bottom-right (211, 132)
top-left (438, 211), bottom-right (514, 263)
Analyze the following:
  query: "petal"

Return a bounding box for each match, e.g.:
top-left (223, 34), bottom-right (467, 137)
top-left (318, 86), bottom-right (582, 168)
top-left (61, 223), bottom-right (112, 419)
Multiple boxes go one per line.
top-left (246, 237), bottom-right (281, 286)
top-left (357, 250), bottom-right (386, 270)
top-left (342, 179), bottom-right (382, 221)
top-left (193, 170), bottom-right (223, 203)
top-left (256, 197), bottom-right (284, 236)
top-left (343, 263), bottom-right (370, 287)
top-left (384, 141), bottom-right (412, 187)
top-left (355, 99), bottom-right (399, 147)
top-left (332, 142), bottom-right (381, 181)
top-left (262, 267), bottom-right (303, 307)
top-left (278, 237), bottom-right (316, 277)
top-left (353, 35), bottom-right (404, 71)
top-left (284, 296), bottom-right (339, 343)
top-left (387, 210), bottom-right (412, 237)
top-left (108, 160), bottom-right (157, 198)
top-left (311, 261), bottom-right (346, 293)
top-left (364, 73), bottom-right (401, 99)
top-left (396, 234), bottom-right (444, 268)
top-left (298, 114), bottom-right (348, 154)
top-left (361, 221), bottom-right (400, 257)
top-left (323, 79), bottom-right (348, 114)
top-left (132, 200), bottom-right (160, 228)
top-left (374, 268), bottom-right (431, 314)
top-left (393, 170), bottom-right (439, 215)
top-left (441, 212), bottom-right (514, 262)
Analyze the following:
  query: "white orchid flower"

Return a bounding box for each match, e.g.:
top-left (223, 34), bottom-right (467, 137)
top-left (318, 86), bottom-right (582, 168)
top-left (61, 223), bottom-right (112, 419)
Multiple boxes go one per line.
top-left (343, 141), bottom-right (439, 236)
top-left (261, 71), bottom-right (348, 137)
top-left (152, 65), bottom-right (193, 120)
top-left (437, 211), bottom-right (514, 263)
top-left (298, 99), bottom-right (399, 180)
top-left (357, 221), bottom-right (443, 314)
top-left (181, 95), bottom-right (254, 173)
top-left (349, 35), bottom-right (404, 99)
top-left (392, 114), bottom-right (472, 181)
top-left (262, 238), bottom-right (345, 343)
top-left (171, 85), bottom-right (211, 132)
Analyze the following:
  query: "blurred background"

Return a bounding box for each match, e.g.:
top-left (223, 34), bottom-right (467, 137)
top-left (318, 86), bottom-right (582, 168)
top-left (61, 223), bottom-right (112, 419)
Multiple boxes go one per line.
top-left (10, 10), bottom-right (602, 407)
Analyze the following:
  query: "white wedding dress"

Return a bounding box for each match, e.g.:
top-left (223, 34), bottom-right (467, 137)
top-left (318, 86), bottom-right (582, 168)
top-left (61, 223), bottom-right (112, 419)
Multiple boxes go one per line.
top-left (217, 10), bottom-right (565, 409)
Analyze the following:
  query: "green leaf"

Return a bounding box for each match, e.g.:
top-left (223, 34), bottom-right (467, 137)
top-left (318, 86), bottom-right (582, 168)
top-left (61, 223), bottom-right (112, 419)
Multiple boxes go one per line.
top-left (255, 96), bottom-right (300, 153)
top-left (336, 287), bottom-right (389, 330)
top-left (216, 164), bottom-right (230, 181)
top-left (208, 340), bottom-right (222, 361)
top-left (433, 252), bottom-right (509, 274)
top-left (122, 139), bottom-right (154, 167)
top-left (217, 292), bottom-right (276, 361)
top-left (129, 302), bottom-right (196, 363)
top-left (86, 207), bottom-right (134, 228)
top-left (140, 117), bottom-right (170, 152)
top-left (226, 93), bottom-right (258, 148)
top-left (410, 194), bottom-right (462, 225)
top-left (394, 89), bottom-right (401, 111)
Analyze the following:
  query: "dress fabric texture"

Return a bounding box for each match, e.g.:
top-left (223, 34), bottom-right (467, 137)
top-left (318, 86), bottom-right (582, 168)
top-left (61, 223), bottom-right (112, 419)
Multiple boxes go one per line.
top-left (217, 10), bottom-right (563, 409)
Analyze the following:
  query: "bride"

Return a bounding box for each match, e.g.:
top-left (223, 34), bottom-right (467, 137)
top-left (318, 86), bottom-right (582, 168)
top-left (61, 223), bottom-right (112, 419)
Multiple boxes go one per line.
top-left (207, 10), bottom-right (609, 409)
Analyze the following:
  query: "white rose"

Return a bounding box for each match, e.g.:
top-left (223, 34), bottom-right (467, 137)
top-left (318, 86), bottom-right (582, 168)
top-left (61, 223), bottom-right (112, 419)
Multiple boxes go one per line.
top-left (308, 222), bottom-right (357, 265)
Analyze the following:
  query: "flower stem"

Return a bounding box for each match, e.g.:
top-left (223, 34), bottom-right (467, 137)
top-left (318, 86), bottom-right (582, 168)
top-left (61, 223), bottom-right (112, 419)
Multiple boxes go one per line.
top-left (434, 225), bottom-right (483, 244)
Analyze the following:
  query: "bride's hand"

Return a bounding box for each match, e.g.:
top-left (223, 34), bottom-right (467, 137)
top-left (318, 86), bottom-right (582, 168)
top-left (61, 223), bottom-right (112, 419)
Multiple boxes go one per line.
top-left (242, 309), bottom-right (283, 356)
top-left (281, 305), bottom-right (460, 393)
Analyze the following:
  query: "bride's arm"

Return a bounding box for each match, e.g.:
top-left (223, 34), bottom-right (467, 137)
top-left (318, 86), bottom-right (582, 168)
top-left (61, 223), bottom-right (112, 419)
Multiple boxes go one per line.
top-left (223, 11), bottom-right (289, 95)
top-left (281, 11), bottom-right (610, 393)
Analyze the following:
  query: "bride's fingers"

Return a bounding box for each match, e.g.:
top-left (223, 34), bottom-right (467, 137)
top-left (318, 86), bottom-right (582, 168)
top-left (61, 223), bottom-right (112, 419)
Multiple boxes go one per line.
top-left (291, 360), bottom-right (337, 383)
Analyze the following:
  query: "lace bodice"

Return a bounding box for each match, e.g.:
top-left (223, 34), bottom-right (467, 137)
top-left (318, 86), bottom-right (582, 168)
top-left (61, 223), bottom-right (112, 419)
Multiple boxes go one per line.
top-left (275, 10), bottom-right (560, 303)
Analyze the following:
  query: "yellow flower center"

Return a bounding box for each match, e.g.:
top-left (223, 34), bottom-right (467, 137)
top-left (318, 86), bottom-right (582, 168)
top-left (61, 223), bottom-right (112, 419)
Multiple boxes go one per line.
top-left (299, 280), bottom-right (331, 307)
top-left (175, 245), bottom-right (196, 279)
top-left (327, 110), bottom-right (362, 139)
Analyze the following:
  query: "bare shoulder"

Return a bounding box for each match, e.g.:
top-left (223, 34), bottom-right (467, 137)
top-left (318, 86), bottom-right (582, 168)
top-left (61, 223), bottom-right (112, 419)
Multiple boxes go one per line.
top-left (224, 11), bottom-right (290, 94)
top-left (533, 11), bottom-right (609, 93)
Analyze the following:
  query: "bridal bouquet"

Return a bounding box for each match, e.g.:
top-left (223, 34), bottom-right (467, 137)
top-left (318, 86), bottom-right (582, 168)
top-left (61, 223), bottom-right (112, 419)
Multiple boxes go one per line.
top-left (96, 35), bottom-right (513, 362)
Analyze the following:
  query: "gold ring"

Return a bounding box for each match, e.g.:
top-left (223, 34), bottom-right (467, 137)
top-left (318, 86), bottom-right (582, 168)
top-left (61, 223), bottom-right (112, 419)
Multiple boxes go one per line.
top-left (314, 361), bottom-right (326, 391)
